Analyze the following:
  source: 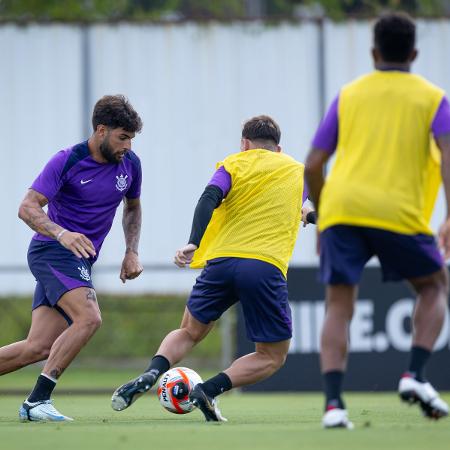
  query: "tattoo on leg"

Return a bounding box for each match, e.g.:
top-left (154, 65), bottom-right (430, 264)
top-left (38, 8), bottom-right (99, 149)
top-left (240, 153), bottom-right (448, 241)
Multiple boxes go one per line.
top-left (49, 367), bottom-right (65, 379)
top-left (86, 289), bottom-right (97, 303)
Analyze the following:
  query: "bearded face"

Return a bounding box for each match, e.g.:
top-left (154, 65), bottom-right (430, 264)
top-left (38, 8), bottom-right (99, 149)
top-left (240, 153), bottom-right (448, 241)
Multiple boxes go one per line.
top-left (95, 126), bottom-right (135, 164)
top-left (99, 133), bottom-right (121, 164)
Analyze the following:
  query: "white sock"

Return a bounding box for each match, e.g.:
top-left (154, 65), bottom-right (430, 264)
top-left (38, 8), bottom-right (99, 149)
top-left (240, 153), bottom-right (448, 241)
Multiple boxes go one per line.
top-left (41, 372), bottom-right (58, 384)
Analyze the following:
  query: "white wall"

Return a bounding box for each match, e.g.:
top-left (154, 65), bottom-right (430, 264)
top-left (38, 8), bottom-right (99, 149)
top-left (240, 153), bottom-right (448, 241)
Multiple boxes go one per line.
top-left (0, 24), bottom-right (83, 293)
top-left (0, 20), bottom-right (449, 294)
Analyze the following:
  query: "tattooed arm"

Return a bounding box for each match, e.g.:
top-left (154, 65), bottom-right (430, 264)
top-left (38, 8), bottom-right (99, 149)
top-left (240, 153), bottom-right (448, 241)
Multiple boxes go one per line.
top-left (18, 189), bottom-right (62, 239)
top-left (18, 189), bottom-right (96, 259)
top-left (122, 197), bottom-right (142, 255)
top-left (120, 197), bottom-right (143, 283)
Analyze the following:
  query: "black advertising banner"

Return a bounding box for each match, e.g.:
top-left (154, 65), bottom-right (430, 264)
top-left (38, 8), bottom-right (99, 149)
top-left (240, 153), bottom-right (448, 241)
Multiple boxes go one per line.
top-left (237, 267), bottom-right (450, 391)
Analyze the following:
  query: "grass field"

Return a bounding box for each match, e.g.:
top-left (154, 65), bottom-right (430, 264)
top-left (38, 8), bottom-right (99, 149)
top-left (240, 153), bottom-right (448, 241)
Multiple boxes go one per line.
top-left (1, 368), bottom-right (449, 450)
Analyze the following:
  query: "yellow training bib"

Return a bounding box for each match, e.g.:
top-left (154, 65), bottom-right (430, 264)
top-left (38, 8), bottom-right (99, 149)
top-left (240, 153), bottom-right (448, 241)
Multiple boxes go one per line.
top-left (191, 149), bottom-right (304, 277)
top-left (319, 71), bottom-right (444, 235)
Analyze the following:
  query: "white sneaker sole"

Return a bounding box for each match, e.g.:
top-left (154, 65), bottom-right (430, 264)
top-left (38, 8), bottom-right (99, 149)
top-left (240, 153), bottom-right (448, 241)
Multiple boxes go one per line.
top-left (111, 394), bottom-right (128, 412)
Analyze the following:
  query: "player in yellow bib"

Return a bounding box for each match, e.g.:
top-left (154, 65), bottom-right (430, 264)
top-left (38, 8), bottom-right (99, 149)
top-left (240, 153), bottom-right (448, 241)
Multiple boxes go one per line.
top-left (305, 13), bottom-right (450, 428)
top-left (111, 116), bottom-right (310, 421)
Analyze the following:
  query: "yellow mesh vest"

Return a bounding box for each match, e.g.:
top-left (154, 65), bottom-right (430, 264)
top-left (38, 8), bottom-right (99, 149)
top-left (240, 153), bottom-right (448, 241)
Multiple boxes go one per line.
top-left (319, 71), bottom-right (444, 235)
top-left (423, 138), bottom-right (442, 224)
top-left (190, 149), bottom-right (304, 277)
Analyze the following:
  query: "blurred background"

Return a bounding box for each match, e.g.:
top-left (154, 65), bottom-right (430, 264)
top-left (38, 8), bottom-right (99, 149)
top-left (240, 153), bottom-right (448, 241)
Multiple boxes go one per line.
top-left (1, 0), bottom-right (450, 390)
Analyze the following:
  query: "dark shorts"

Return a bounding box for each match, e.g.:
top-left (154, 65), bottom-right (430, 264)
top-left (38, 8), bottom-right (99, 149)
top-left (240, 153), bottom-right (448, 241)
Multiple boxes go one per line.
top-left (320, 225), bottom-right (444, 285)
top-left (27, 239), bottom-right (94, 323)
top-left (187, 257), bottom-right (292, 343)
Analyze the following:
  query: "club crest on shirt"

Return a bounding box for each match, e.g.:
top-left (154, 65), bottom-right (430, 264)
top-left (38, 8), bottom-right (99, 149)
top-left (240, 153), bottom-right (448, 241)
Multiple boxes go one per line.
top-left (116, 174), bottom-right (128, 192)
top-left (78, 265), bottom-right (91, 281)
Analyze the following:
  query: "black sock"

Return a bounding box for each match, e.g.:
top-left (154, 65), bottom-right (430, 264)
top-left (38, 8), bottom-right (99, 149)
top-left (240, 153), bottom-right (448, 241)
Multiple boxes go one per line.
top-left (27, 374), bottom-right (56, 403)
top-left (200, 372), bottom-right (232, 398)
top-left (323, 370), bottom-right (345, 410)
top-left (407, 346), bottom-right (431, 382)
top-left (145, 355), bottom-right (170, 380)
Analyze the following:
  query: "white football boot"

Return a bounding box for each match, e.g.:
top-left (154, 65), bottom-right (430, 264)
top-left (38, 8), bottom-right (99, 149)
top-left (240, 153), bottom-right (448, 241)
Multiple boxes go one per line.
top-left (322, 408), bottom-right (354, 429)
top-left (19, 399), bottom-right (73, 422)
top-left (398, 375), bottom-right (449, 419)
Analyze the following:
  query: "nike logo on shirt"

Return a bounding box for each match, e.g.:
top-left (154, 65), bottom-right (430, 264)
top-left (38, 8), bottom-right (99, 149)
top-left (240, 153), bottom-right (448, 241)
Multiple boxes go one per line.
top-left (80, 179), bottom-right (93, 185)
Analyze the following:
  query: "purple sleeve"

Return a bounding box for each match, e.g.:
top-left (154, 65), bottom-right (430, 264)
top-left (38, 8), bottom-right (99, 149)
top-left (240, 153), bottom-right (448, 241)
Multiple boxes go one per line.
top-left (432, 96), bottom-right (450, 138)
top-left (126, 159), bottom-right (142, 199)
top-left (207, 165), bottom-right (232, 198)
top-left (30, 150), bottom-right (69, 201)
top-left (302, 178), bottom-right (309, 204)
top-left (311, 95), bottom-right (339, 154)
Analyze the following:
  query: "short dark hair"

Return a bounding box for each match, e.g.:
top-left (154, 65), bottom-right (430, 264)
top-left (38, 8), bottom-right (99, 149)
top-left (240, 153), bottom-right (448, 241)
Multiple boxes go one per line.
top-left (374, 12), bottom-right (416, 63)
top-left (242, 115), bottom-right (281, 145)
top-left (92, 95), bottom-right (143, 133)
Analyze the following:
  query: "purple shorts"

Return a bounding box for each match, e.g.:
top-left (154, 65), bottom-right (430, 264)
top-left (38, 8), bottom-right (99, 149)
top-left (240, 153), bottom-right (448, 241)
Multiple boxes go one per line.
top-left (27, 239), bottom-right (94, 323)
top-left (187, 257), bottom-right (292, 343)
top-left (320, 225), bottom-right (444, 284)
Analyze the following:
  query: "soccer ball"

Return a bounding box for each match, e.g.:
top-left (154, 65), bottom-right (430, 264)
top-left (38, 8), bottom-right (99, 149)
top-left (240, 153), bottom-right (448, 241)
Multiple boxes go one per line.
top-left (157, 367), bottom-right (203, 414)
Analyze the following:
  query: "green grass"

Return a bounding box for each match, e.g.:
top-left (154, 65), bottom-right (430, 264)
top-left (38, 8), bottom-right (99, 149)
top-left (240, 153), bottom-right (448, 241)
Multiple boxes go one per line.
top-left (0, 366), bottom-right (217, 392)
top-left (1, 389), bottom-right (449, 450)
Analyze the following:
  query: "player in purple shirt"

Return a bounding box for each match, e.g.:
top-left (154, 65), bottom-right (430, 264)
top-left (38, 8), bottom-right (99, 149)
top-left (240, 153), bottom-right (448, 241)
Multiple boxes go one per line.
top-left (0, 95), bottom-right (144, 422)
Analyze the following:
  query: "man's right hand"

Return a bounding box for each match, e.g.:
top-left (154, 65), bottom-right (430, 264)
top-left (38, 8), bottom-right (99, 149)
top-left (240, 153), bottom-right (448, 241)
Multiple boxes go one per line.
top-left (301, 206), bottom-right (315, 227)
top-left (174, 243), bottom-right (198, 268)
top-left (439, 218), bottom-right (450, 259)
top-left (59, 231), bottom-right (96, 259)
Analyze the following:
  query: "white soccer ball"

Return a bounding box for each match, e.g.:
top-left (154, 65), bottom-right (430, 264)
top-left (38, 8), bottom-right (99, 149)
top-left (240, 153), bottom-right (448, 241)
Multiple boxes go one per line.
top-left (157, 367), bottom-right (203, 414)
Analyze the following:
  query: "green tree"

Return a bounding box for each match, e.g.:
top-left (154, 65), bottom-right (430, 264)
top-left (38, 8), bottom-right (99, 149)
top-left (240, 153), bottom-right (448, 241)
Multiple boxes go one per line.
top-left (0, 0), bottom-right (449, 21)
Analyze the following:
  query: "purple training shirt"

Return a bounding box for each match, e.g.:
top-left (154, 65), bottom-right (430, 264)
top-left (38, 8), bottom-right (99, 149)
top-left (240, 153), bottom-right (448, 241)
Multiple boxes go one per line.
top-left (312, 94), bottom-right (450, 154)
top-left (31, 141), bottom-right (142, 260)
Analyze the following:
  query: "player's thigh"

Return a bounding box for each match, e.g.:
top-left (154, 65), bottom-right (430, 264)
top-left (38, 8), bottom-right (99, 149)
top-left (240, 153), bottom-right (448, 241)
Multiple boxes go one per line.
top-left (27, 305), bottom-right (69, 348)
top-left (367, 229), bottom-right (444, 282)
top-left (320, 225), bottom-right (373, 285)
top-left (234, 259), bottom-right (292, 343)
top-left (186, 258), bottom-right (237, 325)
top-left (58, 287), bottom-right (101, 324)
top-left (179, 307), bottom-right (214, 341)
top-left (28, 240), bottom-right (95, 320)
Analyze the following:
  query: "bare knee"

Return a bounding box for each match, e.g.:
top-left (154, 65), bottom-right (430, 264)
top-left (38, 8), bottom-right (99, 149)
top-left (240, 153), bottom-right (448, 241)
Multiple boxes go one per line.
top-left (410, 268), bottom-right (449, 298)
top-left (179, 308), bottom-right (212, 344)
top-left (23, 340), bottom-right (52, 363)
top-left (58, 287), bottom-right (102, 334)
top-left (269, 351), bottom-right (287, 371)
top-left (183, 325), bottom-right (205, 344)
top-left (256, 343), bottom-right (289, 373)
top-left (326, 285), bottom-right (356, 321)
top-left (259, 352), bottom-right (286, 374)
top-left (74, 311), bottom-right (102, 335)
top-left (85, 313), bottom-right (102, 333)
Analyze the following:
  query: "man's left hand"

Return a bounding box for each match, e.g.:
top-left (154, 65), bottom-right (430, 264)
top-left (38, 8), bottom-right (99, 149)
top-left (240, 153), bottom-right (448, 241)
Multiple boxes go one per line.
top-left (120, 251), bottom-right (143, 283)
top-left (174, 243), bottom-right (198, 268)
